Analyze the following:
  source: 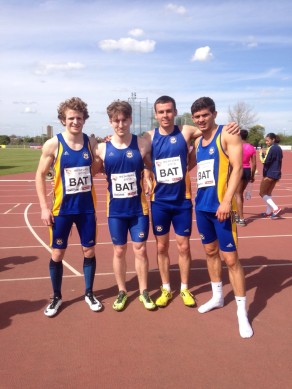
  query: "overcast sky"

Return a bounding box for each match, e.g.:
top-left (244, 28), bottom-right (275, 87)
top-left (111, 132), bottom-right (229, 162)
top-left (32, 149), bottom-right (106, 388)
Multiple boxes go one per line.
top-left (1, 0), bottom-right (291, 137)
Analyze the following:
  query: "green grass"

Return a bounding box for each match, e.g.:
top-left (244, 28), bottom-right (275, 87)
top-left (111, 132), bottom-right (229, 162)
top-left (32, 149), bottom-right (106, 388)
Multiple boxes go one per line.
top-left (0, 148), bottom-right (42, 176)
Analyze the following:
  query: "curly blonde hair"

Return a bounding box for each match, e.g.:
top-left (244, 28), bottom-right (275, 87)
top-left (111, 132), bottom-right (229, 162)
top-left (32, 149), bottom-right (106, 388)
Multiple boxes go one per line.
top-left (57, 97), bottom-right (89, 123)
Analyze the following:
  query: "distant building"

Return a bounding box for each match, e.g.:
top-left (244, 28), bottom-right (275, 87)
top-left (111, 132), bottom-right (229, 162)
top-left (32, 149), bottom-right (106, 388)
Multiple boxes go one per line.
top-left (47, 125), bottom-right (53, 138)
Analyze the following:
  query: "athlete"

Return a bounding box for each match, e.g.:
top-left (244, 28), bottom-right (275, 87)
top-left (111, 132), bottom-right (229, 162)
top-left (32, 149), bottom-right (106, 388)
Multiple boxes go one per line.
top-left (259, 133), bottom-right (283, 218)
top-left (142, 96), bottom-right (240, 308)
top-left (94, 100), bottom-right (156, 311)
top-left (234, 129), bottom-right (257, 226)
top-left (191, 96), bottom-right (253, 338)
top-left (35, 97), bottom-right (102, 317)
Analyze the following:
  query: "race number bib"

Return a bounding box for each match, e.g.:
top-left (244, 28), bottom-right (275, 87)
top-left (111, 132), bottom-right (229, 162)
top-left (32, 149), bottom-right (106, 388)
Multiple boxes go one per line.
top-left (155, 156), bottom-right (183, 184)
top-left (64, 166), bottom-right (92, 194)
top-left (111, 171), bottom-right (138, 198)
top-left (197, 160), bottom-right (215, 188)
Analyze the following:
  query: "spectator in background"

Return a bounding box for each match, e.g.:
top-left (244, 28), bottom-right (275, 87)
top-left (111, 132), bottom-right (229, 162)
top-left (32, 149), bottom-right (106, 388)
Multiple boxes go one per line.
top-left (259, 133), bottom-right (283, 218)
top-left (234, 129), bottom-right (256, 226)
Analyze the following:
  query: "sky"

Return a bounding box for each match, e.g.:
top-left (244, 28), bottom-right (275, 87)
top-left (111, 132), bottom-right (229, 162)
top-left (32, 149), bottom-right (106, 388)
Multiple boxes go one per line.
top-left (1, 0), bottom-right (292, 138)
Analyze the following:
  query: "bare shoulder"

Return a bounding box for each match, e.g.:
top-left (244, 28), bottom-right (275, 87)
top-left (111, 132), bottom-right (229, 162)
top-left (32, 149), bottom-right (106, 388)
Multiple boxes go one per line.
top-left (221, 125), bottom-right (242, 158)
top-left (140, 130), bottom-right (153, 141)
top-left (138, 134), bottom-right (151, 151)
top-left (42, 136), bottom-right (58, 156)
top-left (93, 141), bottom-right (106, 159)
top-left (222, 125), bottom-right (241, 144)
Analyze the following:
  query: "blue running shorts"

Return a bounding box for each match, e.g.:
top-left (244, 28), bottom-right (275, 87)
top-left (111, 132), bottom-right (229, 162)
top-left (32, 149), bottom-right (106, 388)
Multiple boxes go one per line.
top-left (195, 210), bottom-right (237, 252)
top-left (151, 199), bottom-right (192, 236)
top-left (108, 215), bottom-right (149, 245)
top-left (50, 213), bottom-right (97, 249)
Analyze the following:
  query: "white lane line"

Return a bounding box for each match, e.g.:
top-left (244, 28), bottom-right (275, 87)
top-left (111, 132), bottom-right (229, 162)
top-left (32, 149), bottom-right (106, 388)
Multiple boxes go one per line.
top-left (1, 233), bottom-right (292, 251)
top-left (24, 203), bottom-right (82, 276)
top-left (4, 203), bottom-right (20, 214)
top-left (1, 263), bottom-right (292, 283)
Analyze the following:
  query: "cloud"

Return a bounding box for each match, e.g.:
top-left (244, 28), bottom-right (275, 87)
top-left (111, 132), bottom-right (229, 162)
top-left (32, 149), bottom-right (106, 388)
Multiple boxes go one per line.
top-left (166, 3), bottom-right (187, 15)
top-left (98, 37), bottom-right (156, 53)
top-left (128, 28), bottom-right (144, 37)
top-left (35, 62), bottom-right (85, 75)
top-left (13, 101), bottom-right (37, 105)
top-left (191, 46), bottom-right (214, 62)
top-left (245, 36), bottom-right (258, 48)
top-left (23, 107), bottom-right (37, 114)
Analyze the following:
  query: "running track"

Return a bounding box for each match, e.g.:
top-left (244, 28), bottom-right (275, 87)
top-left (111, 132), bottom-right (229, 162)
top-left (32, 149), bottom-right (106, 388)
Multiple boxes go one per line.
top-left (0, 152), bottom-right (292, 389)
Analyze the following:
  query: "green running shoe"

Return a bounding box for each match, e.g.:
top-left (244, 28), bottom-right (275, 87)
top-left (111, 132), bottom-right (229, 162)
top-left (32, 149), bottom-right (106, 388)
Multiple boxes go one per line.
top-left (113, 290), bottom-right (127, 311)
top-left (139, 290), bottom-right (156, 310)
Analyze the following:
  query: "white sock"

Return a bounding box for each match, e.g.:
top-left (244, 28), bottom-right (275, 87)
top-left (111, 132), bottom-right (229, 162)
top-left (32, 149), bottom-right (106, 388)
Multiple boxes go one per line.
top-left (263, 195), bottom-right (278, 212)
top-left (235, 296), bottom-right (253, 338)
top-left (265, 205), bottom-right (272, 214)
top-left (180, 283), bottom-right (188, 291)
top-left (162, 283), bottom-right (171, 292)
top-left (198, 282), bottom-right (224, 313)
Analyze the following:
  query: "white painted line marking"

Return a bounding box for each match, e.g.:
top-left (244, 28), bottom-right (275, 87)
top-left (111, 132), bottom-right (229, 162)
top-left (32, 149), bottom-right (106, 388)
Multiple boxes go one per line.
top-left (24, 203), bottom-right (82, 276)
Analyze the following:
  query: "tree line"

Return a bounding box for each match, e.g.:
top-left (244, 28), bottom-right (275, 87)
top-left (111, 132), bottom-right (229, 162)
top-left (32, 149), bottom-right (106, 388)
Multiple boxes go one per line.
top-left (1, 101), bottom-right (291, 147)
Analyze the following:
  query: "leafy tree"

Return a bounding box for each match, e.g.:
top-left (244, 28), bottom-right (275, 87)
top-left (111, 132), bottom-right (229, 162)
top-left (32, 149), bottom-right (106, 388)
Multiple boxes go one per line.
top-left (0, 135), bottom-right (10, 145)
top-left (248, 125), bottom-right (265, 147)
top-left (23, 136), bottom-right (34, 143)
top-left (228, 101), bottom-right (258, 129)
top-left (176, 113), bottom-right (195, 126)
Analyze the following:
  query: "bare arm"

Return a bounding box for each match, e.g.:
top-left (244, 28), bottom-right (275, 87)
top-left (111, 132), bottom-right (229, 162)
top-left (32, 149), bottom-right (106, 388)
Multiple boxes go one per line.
top-left (91, 142), bottom-right (105, 176)
top-left (216, 127), bottom-right (243, 221)
top-left (35, 138), bottom-right (57, 225)
top-left (250, 153), bottom-right (257, 182)
top-left (182, 122), bottom-right (240, 143)
top-left (137, 135), bottom-right (153, 194)
top-left (188, 145), bottom-right (197, 172)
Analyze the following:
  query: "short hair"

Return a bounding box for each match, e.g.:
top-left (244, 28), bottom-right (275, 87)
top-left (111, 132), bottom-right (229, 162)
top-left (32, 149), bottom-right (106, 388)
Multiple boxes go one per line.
top-left (240, 129), bottom-right (249, 141)
top-left (191, 97), bottom-right (216, 115)
top-left (106, 100), bottom-right (132, 119)
top-left (154, 95), bottom-right (177, 112)
top-left (57, 97), bottom-right (89, 123)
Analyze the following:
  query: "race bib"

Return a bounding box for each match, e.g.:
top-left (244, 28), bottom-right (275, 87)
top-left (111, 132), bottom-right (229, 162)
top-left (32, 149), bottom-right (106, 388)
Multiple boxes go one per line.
top-left (155, 156), bottom-right (183, 184)
top-left (111, 171), bottom-right (138, 198)
top-left (64, 166), bottom-right (92, 194)
top-left (197, 160), bottom-right (215, 188)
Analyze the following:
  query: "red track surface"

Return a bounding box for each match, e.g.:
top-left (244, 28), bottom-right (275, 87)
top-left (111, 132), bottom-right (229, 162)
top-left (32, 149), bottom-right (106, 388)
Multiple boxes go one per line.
top-left (0, 152), bottom-right (292, 389)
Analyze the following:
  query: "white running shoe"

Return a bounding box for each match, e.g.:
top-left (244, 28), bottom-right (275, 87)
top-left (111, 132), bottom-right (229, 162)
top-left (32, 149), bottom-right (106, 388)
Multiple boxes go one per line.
top-left (85, 292), bottom-right (102, 312)
top-left (44, 297), bottom-right (62, 317)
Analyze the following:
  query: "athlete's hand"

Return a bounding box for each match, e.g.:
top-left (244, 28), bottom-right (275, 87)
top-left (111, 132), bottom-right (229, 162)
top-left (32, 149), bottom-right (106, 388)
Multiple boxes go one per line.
top-left (215, 201), bottom-right (231, 222)
top-left (144, 177), bottom-right (153, 196)
top-left (226, 122), bottom-right (240, 135)
top-left (104, 134), bottom-right (112, 142)
top-left (41, 208), bottom-right (54, 226)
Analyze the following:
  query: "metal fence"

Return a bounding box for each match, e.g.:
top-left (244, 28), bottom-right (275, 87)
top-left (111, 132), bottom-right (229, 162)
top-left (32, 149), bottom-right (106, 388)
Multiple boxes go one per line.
top-left (128, 93), bottom-right (154, 134)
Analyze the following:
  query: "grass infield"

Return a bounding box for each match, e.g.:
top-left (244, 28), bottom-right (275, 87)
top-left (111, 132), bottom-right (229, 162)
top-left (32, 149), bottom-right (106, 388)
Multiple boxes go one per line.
top-left (0, 148), bottom-right (41, 176)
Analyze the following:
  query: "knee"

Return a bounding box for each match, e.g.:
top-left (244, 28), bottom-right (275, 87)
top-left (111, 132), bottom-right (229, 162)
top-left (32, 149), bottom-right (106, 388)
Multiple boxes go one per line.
top-left (205, 246), bottom-right (219, 260)
top-left (114, 245), bottom-right (127, 259)
top-left (157, 244), bottom-right (167, 256)
top-left (177, 241), bottom-right (190, 256)
top-left (133, 243), bottom-right (147, 257)
top-left (225, 256), bottom-right (240, 270)
top-left (82, 246), bottom-right (95, 258)
top-left (52, 249), bottom-right (65, 262)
